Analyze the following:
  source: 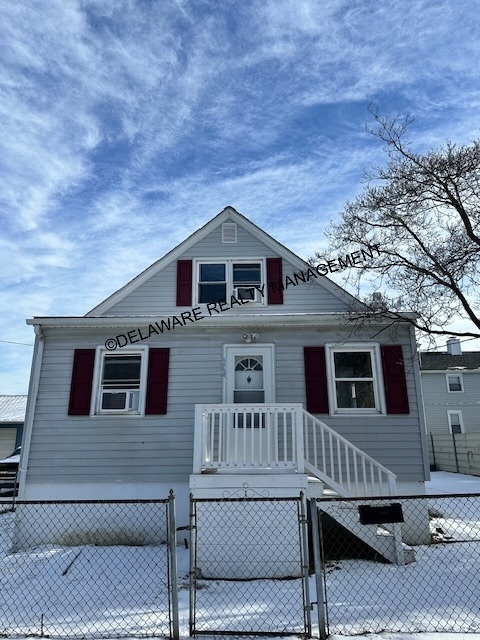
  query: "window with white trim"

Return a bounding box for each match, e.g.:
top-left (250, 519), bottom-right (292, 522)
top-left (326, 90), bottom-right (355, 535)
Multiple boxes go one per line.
top-left (326, 345), bottom-right (384, 414)
top-left (95, 349), bottom-right (148, 415)
top-left (446, 373), bottom-right (463, 392)
top-left (196, 259), bottom-right (263, 305)
top-left (447, 410), bottom-right (463, 434)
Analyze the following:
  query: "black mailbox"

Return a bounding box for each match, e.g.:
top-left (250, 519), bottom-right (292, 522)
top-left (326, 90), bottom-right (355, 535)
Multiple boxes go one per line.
top-left (358, 503), bottom-right (404, 525)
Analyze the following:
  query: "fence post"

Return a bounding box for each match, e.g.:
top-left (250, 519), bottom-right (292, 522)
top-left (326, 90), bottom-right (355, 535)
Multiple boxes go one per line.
top-left (310, 498), bottom-right (327, 640)
top-left (452, 433), bottom-right (460, 473)
top-left (168, 490), bottom-right (179, 640)
top-left (430, 433), bottom-right (437, 471)
top-left (189, 494), bottom-right (195, 637)
top-left (299, 494), bottom-right (312, 637)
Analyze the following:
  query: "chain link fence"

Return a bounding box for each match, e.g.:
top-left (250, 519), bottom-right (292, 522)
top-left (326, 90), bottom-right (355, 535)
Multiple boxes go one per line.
top-left (190, 495), bottom-right (312, 637)
top-left (314, 493), bottom-right (480, 635)
top-left (1, 491), bottom-right (479, 638)
top-left (0, 496), bottom-right (178, 639)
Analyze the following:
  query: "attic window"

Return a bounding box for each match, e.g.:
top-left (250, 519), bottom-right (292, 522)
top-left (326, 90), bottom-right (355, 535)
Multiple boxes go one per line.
top-left (222, 222), bottom-right (237, 243)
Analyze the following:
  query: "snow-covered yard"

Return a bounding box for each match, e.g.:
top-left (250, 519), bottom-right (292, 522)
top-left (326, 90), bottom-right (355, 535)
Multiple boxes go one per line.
top-left (0, 472), bottom-right (479, 638)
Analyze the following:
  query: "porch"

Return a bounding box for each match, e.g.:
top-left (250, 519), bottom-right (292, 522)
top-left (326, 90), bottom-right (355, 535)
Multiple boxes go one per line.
top-left (192, 403), bottom-right (398, 498)
top-left (190, 404), bottom-right (416, 566)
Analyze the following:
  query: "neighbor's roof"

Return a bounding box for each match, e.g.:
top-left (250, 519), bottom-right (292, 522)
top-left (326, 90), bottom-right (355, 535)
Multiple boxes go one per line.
top-left (0, 395), bottom-right (27, 422)
top-left (420, 352), bottom-right (480, 371)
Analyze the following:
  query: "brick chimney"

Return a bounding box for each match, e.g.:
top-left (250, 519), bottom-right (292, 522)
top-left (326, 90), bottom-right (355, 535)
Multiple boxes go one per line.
top-left (446, 338), bottom-right (462, 355)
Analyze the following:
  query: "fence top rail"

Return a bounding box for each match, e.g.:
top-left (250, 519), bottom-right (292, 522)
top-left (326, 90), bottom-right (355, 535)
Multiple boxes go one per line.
top-left (190, 495), bottom-right (304, 504)
top-left (315, 492), bottom-right (480, 502)
top-left (3, 498), bottom-right (171, 505)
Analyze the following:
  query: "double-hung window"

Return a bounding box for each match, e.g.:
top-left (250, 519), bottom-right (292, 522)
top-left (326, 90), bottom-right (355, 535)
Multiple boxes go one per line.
top-left (196, 260), bottom-right (263, 305)
top-left (326, 345), bottom-right (384, 414)
top-left (447, 410), bottom-right (463, 434)
top-left (96, 349), bottom-right (147, 414)
top-left (446, 373), bottom-right (463, 392)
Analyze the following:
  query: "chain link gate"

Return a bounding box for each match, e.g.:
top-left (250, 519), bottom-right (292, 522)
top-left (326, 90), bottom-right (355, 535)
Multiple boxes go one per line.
top-left (189, 494), bottom-right (312, 637)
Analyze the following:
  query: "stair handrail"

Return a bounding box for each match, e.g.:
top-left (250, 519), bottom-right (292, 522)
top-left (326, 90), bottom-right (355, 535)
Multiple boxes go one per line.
top-left (302, 409), bottom-right (397, 497)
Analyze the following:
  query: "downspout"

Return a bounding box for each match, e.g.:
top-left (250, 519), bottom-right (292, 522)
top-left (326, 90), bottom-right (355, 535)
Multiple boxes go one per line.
top-left (17, 324), bottom-right (44, 498)
top-left (409, 324), bottom-right (430, 482)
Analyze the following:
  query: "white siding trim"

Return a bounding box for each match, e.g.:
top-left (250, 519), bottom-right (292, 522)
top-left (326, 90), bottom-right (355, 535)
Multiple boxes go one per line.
top-left (325, 343), bottom-right (386, 416)
top-left (90, 345), bottom-right (149, 417)
top-left (223, 344), bottom-right (276, 403)
top-left (18, 329), bottom-right (45, 498)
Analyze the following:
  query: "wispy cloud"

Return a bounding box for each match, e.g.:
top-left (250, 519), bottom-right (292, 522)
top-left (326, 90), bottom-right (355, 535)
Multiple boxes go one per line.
top-left (1, 0), bottom-right (480, 391)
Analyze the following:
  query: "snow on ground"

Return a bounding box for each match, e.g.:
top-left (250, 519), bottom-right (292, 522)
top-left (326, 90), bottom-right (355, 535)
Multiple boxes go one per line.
top-left (426, 471), bottom-right (480, 495)
top-left (0, 472), bottom-right (479, 639)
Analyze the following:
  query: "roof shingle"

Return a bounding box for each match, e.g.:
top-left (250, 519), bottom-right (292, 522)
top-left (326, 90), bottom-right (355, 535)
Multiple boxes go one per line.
top-left (420, 352), bottom-right (480, 371)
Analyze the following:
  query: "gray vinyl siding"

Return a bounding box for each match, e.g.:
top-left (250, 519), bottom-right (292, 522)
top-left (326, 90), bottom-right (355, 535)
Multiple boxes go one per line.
top-left (421, 371), bottom-right (480, 433)
top-left (104, 222), bottom-right (350, 316)
top-left (26, 323), bottom-right (426, 487)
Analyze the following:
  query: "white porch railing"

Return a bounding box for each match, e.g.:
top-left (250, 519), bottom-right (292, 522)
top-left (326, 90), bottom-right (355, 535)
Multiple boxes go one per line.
top-left (302, 411), bottom-right (397, 497)
top-left (193, 403), bottom-right (397, 497)
top-left (192, 404), bottom-right (305, 474)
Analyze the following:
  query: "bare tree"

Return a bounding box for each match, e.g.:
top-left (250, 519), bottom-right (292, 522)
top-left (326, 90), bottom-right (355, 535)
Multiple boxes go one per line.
top-left (314, 108), bottom-right (480, 341)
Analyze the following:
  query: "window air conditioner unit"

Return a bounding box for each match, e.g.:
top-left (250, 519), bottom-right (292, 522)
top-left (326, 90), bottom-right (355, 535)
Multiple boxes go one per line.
top-left (234, 286), bottom-right (261, 303)
top-left (101, 390), bottom-right (139, 412)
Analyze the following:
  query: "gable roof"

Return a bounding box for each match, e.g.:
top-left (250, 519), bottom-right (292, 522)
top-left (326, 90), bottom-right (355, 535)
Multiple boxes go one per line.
top-left (87, 206), bottom-right (363, 316)
top-left (420, 351), bottom-right (480, 371)
top-left (0, 395), bottom-right (27, 422)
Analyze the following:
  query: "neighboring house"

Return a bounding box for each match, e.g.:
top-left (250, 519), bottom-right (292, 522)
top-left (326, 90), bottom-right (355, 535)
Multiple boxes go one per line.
top-left (420, 339), bottom-right (480, 435)
top-left (0, 395), bottom-right (26, 459)
top-left (17, 207), bottom-right (430, 562)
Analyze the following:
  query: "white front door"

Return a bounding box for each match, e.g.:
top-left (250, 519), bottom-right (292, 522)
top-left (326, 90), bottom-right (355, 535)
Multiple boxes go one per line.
top-left (223, 345), bottom-right (275, 465)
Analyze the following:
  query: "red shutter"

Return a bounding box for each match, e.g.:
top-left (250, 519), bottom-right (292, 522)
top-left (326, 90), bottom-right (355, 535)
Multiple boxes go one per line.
top-left (68, 349), bottom-right (95, 416)
top-left (176, 260), bottom-right (192, 306)
top-left (267, 257), bottom-right (283, 304)
top-left (304, 346), bottom-right (329, 413)
top-left (381, 345), bottom-right (410, 414)
top-left (145, 348), bottom-right (170, 415)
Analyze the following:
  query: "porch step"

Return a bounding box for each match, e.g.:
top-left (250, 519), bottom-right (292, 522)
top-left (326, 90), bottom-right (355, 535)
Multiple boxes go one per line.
top-left (318, 501), bottom-right (415, 564)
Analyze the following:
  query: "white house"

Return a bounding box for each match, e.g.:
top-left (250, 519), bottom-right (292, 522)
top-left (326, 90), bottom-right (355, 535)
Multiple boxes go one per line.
top-left (17, 208), bottom-right (431, 565)
top-left (421, 338), bottom-right (480, 435)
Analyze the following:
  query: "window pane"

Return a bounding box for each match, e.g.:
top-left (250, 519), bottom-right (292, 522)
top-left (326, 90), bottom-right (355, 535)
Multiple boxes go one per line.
top-left (198, 283), bottom-right (226, 303)
top-left (448, 376), bottom-right (462, 391)
top-left (234, 390), bottom-right (265, 403)
top-left (200, 263), bottom-right (225, 282)
top-left (103, 355), bottom-right (141, 386)
top-left (334, 352), bottom-right (372, 378)
top-left (233, 263), bottom-right (261, 284)
top-left (336, 381), bottom-right (375, 408)
top-left (449, 413), bottom-right (462, 433)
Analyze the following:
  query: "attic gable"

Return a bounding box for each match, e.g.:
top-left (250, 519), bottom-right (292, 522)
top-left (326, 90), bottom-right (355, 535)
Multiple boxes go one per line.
top-left (87, 207), bottom-right (361, 317)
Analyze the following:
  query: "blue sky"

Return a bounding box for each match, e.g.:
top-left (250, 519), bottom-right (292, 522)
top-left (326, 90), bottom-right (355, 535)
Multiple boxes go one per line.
top-left (1, 0), bottom-right (480, 393)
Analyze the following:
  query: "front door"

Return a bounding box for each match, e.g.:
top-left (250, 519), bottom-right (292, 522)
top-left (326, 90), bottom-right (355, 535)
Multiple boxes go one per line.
top-left (224, 345), bottom-right (275, 465)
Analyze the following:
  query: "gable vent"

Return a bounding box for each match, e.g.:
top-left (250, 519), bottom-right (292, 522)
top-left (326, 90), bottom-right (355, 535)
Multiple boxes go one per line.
top-left (222, 222), bottom-right (237, 243)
